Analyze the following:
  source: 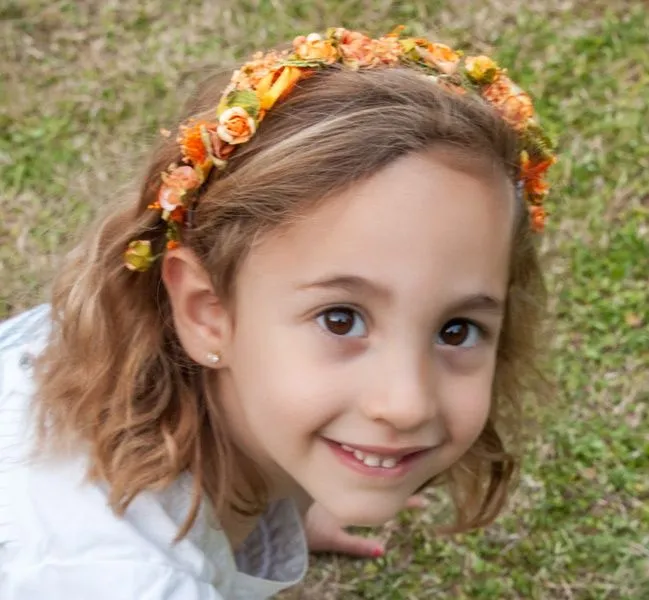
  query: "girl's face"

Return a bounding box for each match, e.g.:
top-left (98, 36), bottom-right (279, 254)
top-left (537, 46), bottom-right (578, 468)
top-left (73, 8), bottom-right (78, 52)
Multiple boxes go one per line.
top-left (217, 150), bottom-right (515, 525)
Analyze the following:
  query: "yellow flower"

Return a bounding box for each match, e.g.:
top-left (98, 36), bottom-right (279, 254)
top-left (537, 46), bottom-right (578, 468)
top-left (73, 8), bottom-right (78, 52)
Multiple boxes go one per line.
top-left (464, 55), bottom-right (499, 84)
top-left (256, 66), bottom-right (304, 112)
top-left (217, 106), bottom-right (257, 145)
top-left (124, 240), bottom-right (155, 272)
top-left (293, 33), bottom-right (338, 63)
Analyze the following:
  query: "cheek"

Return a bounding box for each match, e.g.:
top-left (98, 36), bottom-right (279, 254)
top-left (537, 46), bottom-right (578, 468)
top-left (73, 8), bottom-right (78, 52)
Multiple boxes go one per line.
top-left (230, 322), bottom-right (345, 422)
top-left (439, 369), bottom-right (494, 446)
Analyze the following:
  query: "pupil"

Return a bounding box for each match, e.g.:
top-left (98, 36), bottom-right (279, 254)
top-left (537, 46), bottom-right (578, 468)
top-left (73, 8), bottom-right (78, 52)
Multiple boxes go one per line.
top-left (325, 310), bottom-right (354, 335)
top-left (442, 321), bottom-right (468, 345)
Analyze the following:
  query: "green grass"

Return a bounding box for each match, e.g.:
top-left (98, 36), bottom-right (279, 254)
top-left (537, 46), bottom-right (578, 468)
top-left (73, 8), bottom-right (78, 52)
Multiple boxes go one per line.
top-left (1, 1), bottom-right (647, 598)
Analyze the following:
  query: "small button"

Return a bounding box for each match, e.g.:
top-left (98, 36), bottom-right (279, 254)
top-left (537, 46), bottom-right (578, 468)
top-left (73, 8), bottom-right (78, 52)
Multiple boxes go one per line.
top-left (19, 352), bottom-right (33, 370)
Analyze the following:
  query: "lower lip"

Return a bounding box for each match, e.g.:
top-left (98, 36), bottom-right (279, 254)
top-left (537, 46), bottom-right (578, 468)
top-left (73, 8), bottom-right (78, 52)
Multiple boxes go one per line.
top-left (323, 439), bottom-right (430, 478)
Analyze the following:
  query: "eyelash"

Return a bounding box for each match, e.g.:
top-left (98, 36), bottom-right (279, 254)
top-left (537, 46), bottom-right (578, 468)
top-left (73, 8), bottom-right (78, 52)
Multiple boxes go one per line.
top-left (313, 305), bottom-right (491, 346)
top-left (314, 305), bottom-right (370, 339)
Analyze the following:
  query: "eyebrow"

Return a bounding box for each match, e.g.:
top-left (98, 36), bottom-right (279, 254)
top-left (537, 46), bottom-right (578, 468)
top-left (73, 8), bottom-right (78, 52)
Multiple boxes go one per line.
top-left (297, 274), bottom-right (393, 302)
top-left (297, 274), bottom-right (505, 314)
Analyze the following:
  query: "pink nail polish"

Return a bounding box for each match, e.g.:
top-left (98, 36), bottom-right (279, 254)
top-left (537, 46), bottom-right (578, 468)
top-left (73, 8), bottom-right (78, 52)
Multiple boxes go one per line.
top-left (371, 547), bottom-right (385, 558)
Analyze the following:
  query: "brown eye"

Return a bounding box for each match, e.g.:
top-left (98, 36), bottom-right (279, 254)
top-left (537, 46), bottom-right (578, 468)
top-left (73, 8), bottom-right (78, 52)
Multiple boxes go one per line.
top-left (437, 319), bottom-right (481, 347)
top-left (317, 308), bottom-right (367, 337)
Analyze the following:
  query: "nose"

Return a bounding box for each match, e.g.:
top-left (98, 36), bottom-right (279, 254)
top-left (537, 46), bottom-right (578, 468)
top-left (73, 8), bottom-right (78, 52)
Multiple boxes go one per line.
top-left (359, 351), bottom-right (435, 432)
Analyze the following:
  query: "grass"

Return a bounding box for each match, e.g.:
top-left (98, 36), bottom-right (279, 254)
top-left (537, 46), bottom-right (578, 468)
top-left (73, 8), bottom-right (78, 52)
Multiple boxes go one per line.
top-left (1, 0), bottom-right (648, 598)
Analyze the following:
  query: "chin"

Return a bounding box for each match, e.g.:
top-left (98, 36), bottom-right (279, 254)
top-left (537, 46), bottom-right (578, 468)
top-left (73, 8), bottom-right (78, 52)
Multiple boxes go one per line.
top-left (325, 497), bottom-right (403, 527)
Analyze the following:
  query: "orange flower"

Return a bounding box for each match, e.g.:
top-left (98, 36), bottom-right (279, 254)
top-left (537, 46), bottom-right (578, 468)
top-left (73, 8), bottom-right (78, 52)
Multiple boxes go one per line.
top-left (169, 207), bottom-right (186, 224)
top-left (520, 153), bottom-right (556, 199)
top-left (372, 35), bottom-right (402, 65)
top-left (464, 55), bottom-right (499, 84)
top-left (217, 106), bottom-right (257, 145)
top-left (178, 120), bottom-right (217, 165)
top-left (166, 240), bottom-right (181, 250)
top-left (528, 205), bottom-right (546, 232)
top-left (416, 42), bottom-right (461, 75)
top-left (483, 75), bottom-right (534, 130)
top-left (337, 30), bottom-right (376, 67)
top-left (293, 33), bottom-right (338, 63)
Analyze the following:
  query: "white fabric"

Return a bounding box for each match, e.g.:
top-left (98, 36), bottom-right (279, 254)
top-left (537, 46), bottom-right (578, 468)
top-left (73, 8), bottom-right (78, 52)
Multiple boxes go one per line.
top-left (0, 306), bottom-right (308, 599)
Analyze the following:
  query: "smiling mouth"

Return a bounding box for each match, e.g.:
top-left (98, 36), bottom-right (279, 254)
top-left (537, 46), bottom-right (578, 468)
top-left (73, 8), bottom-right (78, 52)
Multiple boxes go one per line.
top-left (326, 439), bottom-right (433, 470)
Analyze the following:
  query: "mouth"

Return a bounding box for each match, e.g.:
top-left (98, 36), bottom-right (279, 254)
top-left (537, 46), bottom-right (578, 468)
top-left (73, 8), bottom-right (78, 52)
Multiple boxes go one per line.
top-left (322, 438), bottom-right (434, 476)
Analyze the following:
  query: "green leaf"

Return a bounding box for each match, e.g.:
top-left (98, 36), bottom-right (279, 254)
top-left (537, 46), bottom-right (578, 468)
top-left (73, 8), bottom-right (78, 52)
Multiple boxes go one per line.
top-left (225, 89), bottom-right (260, 119)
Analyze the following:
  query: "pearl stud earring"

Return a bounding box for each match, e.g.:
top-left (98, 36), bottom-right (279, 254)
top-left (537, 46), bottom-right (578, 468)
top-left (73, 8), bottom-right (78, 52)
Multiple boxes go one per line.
top-left (206, 352), bottom-right (221, 366)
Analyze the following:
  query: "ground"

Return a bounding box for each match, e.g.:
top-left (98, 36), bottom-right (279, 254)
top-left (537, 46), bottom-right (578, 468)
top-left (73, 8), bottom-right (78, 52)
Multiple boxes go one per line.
top-left (1, 1), bottom-right (647, 598)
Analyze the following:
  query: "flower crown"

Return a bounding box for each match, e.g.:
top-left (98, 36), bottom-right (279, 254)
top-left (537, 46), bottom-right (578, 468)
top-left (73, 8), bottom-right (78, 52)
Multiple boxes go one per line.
top-left (125, 26), bottom-right (556, 272)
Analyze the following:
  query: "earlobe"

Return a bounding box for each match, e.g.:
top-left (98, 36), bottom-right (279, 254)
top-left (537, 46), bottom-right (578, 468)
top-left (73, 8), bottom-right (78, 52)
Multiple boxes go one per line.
top-left (161, 247), bottom-right (232, 367)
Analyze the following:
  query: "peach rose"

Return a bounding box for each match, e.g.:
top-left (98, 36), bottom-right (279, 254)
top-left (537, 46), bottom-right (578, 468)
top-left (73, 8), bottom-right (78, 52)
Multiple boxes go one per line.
top-left (159, 166), bottom-right (200, 211)
top-left (217, 106), bottom-right (257, 145)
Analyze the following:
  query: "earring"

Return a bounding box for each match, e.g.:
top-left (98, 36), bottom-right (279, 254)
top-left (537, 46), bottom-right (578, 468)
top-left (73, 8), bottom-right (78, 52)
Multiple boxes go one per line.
top-left (206, 351), bottom-right (221, 366)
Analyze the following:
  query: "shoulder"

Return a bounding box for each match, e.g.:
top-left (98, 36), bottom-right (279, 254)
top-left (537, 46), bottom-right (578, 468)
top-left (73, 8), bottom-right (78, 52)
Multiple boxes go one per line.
top-left (0, 304), bottom-right (50, 398)
top-left (0, 304), bottom-right (51, 353)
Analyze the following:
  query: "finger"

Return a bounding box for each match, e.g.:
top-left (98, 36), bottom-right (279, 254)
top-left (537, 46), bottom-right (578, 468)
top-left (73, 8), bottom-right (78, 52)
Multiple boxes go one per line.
top-left (405, 494), bottom-right (429, 510)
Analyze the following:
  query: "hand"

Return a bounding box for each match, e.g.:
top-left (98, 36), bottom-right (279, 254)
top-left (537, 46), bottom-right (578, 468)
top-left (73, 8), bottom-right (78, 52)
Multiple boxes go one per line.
top-left (303, 495), bottom-right (428, 558)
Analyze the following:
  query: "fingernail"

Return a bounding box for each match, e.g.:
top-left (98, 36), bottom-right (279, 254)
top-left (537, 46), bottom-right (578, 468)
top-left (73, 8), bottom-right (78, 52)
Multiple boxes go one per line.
top-left (371, 546), bottom-right (385, 558)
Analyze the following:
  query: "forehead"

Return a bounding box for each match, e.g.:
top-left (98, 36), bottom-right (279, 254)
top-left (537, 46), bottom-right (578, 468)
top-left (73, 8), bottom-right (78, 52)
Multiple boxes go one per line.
top-left (240, 150), bottom-right (515, 301)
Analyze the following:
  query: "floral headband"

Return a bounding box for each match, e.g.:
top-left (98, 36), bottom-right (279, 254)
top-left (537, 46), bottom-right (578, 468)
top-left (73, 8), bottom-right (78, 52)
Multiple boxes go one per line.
top-left (125, 26), bottom-right (556, 272)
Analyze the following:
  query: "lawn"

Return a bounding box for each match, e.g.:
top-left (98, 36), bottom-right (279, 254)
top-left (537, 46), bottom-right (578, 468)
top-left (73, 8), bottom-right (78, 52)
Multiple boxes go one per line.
top-left (1, 1), bottom-right (647, 598)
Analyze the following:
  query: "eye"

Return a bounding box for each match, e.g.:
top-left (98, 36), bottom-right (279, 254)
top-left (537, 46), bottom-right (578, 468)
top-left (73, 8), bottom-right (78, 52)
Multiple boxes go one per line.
top-left (316, 307), bottom-right (368, 337)
top-left (436, 319), bottom-right (482, 348)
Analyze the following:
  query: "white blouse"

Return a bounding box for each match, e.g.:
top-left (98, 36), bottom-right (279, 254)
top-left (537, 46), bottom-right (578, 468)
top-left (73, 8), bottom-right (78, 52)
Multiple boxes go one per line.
top-left (0, 306), bottom-right (308, 599)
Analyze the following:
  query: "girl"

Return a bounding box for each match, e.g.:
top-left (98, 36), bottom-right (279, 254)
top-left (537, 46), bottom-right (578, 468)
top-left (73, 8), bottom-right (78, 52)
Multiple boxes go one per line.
top-left (0, 27), bottom-right (554, 599)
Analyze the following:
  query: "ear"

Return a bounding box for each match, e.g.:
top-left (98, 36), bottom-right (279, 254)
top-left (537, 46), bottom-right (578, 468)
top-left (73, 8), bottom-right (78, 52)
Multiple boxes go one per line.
top-left (161, 247), bottom-right (232, 368)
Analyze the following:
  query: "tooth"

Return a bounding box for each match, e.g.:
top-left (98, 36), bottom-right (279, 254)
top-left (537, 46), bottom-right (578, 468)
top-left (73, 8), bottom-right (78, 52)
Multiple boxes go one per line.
top-left (362, 454), bottom-right (381, 467)
top-left (380, 457), bottom-right (398, 469)
top-left (341, 444), bottom-right (354, 452)
top-left (353, 450), bottom-right (365, 461)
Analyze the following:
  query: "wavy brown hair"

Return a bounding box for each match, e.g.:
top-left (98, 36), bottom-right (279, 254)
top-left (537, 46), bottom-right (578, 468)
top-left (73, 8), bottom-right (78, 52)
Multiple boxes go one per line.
top-left (34, 66), bottom-right (547, 540)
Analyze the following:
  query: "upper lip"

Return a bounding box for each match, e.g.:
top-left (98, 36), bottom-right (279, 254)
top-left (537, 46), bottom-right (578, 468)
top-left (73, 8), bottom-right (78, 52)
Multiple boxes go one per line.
top-left (328, 440), bottom-right (434, 458)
